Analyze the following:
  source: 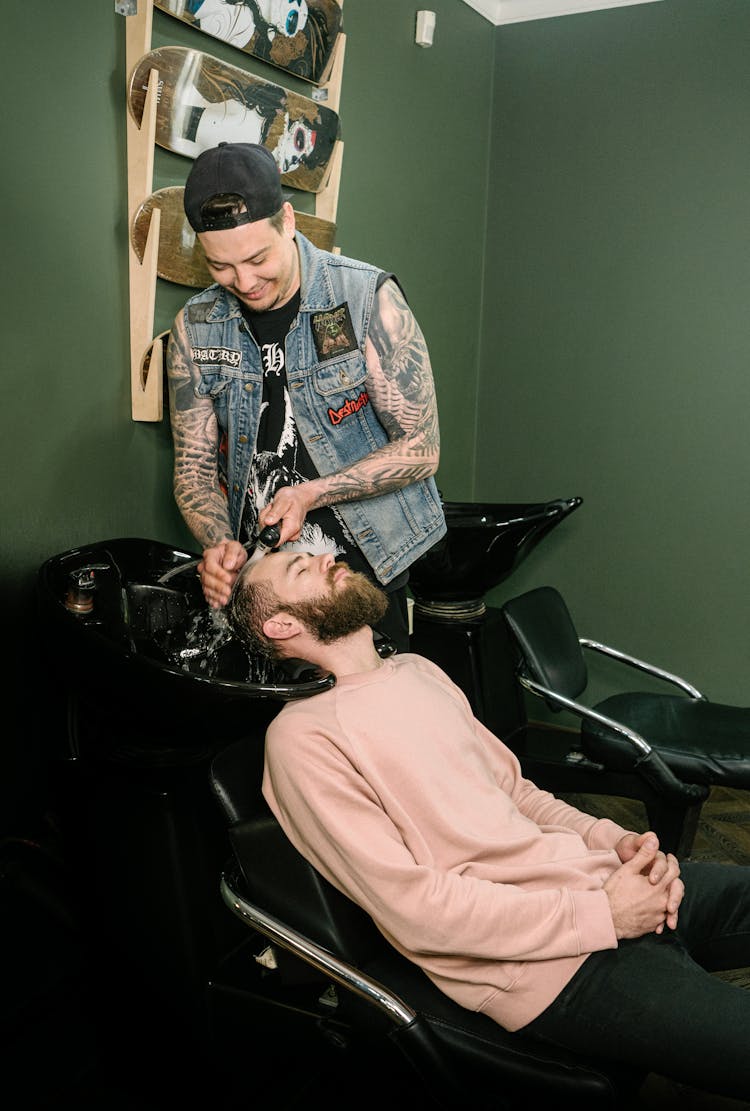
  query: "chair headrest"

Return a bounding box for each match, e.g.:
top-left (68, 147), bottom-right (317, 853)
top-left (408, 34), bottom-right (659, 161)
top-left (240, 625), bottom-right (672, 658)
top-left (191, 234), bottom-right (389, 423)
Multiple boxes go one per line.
top-left (501, 586), bottom-right (588, 702)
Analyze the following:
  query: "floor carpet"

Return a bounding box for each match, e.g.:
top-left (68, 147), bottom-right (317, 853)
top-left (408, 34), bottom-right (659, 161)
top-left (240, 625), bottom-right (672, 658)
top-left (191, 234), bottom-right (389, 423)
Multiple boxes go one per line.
top-left (561, 785), bottom-right (750, 870)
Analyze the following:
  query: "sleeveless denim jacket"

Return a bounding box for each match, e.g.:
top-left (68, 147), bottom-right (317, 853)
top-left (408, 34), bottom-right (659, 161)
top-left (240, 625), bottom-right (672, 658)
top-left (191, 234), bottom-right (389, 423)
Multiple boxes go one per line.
top-left (181, 232), bottom-right (446, 584)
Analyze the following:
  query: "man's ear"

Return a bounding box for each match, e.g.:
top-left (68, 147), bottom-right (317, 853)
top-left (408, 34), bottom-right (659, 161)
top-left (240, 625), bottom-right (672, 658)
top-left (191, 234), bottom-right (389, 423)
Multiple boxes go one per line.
top-left (262, 611), bottom-right (302, 644)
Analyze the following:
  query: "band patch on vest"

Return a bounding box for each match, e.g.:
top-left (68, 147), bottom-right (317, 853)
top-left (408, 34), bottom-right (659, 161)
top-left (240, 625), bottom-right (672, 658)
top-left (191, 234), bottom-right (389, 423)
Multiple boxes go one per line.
top-left (190, 346), bottom-right (242, 370)
top-left (311, 303), bottom-right (358, 361)
top-left (187, 301), bottom-right (218, 323)
top-left (328, 390), bottom-right (369, 425)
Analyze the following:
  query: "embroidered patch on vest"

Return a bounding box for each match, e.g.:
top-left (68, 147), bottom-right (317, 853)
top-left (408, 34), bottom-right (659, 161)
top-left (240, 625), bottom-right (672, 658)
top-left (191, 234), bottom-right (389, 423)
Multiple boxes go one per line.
top-left (311, 303), bottom-right (358, 361)
top-left (186, 301), bottom-right (217, 323)
top-left (190, 346), bottom-right (242, 370)
top-left (328, 390), bottom-right (369, 426)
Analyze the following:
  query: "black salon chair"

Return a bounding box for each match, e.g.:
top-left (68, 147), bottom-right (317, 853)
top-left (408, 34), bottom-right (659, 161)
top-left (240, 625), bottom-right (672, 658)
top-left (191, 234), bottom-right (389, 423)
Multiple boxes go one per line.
top-left (207, 736), bottom-right (646, 1110)
top-left (501, 585), bottom-right (750, 857)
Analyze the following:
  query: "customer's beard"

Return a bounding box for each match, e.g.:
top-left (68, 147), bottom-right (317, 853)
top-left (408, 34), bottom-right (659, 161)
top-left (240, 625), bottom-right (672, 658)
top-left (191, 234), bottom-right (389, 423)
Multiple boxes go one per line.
top-left (283, 565), bottom-right (388, 644)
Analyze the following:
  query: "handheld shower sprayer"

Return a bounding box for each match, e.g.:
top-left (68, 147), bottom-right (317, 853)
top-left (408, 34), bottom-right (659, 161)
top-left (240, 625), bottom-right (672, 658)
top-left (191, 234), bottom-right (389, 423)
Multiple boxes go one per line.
top-left (157, 523), bottom-right (283, 587)
top-left (247, 523), bottom-right (281, 567)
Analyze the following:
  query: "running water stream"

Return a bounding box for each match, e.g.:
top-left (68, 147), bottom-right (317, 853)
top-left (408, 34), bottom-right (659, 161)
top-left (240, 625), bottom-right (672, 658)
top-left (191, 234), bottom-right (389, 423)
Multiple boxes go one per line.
top-left (153, 525), bottom-right (284, 682)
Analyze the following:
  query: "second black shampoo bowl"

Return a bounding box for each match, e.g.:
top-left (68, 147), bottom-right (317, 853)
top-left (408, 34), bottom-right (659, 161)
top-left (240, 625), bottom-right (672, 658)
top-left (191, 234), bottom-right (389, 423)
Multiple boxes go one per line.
top-left (409, 497), bottom-right (583, 617)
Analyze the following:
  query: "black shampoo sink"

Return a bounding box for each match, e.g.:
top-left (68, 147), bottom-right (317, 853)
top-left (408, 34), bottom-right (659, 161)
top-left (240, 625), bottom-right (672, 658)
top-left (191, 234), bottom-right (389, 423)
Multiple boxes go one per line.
top-left (37, 537), bottom-right (335, 749)
top-left (409, 497), bottom-right (583, 617)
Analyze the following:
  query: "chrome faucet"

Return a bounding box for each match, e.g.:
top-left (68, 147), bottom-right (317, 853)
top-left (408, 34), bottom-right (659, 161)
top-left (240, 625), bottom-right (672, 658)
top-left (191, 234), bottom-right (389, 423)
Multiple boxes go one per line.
top-left (64, 564), bottom-right (108, 614)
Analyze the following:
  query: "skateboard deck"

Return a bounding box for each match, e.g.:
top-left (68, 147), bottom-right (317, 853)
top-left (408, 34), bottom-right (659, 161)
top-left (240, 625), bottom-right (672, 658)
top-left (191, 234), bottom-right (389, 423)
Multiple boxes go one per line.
top-left (131, 186), bottom-right (336, 287)
top-left (127, 44), bottom-right (340, 193)
top-left (154, 0), bottom-right (343, 86)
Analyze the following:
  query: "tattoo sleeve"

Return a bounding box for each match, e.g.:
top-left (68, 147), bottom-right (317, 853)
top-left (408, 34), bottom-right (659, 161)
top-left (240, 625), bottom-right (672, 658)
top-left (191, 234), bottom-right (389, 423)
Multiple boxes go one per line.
top-left (306, 279), bottom-right (441, 510)
top-left (167, 312), bottom-right (234, 547)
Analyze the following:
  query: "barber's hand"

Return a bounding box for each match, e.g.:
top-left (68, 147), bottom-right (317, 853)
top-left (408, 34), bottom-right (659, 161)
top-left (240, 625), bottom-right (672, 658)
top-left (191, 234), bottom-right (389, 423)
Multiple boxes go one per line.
top-left (197, 540), bottom-right (247, 609)
top-left (605, 836), bottom-right (682, 938)
top-left (259, 482), bottom-right (320, 547)
top-left (615, 831), bottom-right (684, 932)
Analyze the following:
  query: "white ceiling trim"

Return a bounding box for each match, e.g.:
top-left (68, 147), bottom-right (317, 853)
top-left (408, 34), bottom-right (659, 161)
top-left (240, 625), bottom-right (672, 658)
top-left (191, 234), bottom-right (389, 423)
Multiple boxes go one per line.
top-left (461, 0), bottom-right (664, 25)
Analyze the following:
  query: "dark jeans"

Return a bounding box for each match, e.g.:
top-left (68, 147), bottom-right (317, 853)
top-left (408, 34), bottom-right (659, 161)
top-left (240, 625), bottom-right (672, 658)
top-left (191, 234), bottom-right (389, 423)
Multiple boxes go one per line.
top-left (523, 862), bottom-right (750, 1100)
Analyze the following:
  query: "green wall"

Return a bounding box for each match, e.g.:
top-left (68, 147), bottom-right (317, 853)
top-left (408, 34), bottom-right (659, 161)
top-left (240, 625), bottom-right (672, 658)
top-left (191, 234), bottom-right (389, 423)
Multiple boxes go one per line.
top-left (7, 0), bottom-right (747, 828)
top-left (481, 0), bottom-right (750, 706)
top-left (1, 0), bottom-right (491, 827)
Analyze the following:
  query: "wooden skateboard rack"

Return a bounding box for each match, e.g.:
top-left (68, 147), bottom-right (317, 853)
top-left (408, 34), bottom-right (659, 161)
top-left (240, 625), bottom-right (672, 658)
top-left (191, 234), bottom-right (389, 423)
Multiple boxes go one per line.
top-left (122, 0), bottom-right (346, 422)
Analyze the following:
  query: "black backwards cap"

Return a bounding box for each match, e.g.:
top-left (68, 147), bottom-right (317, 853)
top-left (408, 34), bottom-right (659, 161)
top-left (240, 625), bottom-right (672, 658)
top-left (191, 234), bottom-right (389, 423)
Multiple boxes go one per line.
top-left (184, 142), bottom-right (285, 232)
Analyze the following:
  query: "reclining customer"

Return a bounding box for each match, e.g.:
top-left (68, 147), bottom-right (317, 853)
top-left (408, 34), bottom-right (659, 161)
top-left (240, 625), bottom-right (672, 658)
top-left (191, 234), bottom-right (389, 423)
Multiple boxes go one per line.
top-left (228, 548), bottom-right (750, 1101)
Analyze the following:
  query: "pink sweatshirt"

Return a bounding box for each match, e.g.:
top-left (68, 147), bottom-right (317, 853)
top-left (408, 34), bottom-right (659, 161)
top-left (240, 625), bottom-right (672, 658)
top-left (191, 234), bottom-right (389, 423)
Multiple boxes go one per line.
top-left (262, 653), bottom-right (631, 1032)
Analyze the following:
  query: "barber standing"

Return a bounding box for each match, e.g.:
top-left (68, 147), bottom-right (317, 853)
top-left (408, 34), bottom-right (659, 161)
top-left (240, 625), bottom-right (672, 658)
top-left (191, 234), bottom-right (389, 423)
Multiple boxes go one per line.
top-left (166, 142), bottom-right (446, 651)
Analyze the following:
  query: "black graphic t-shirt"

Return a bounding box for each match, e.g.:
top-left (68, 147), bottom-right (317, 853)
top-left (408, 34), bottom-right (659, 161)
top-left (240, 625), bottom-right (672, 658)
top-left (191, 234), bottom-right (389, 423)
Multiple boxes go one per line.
top-left (238, 293), bottom-right (374, 581)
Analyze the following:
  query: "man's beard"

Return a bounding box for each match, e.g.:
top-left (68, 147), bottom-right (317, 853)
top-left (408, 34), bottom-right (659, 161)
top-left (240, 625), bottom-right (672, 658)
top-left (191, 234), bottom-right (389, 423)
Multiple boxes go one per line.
top-left (283, 565), bottom-right (388, 643)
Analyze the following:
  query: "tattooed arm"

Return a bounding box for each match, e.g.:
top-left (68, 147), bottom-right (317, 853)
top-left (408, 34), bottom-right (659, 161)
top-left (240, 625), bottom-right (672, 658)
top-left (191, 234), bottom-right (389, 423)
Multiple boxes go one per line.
top-left (261, 279), bottom-right (441, 544)
top-left (167, 310), bottom-right (248, 608)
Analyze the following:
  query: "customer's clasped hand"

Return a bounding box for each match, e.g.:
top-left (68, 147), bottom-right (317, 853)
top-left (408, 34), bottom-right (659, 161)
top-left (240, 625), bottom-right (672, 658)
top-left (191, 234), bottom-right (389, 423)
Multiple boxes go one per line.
top-left (606, 832), bottom-right (684, 939)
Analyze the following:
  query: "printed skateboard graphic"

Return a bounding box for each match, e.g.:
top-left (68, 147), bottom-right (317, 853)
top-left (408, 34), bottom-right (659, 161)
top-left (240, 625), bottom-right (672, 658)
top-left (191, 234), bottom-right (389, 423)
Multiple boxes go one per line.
top-left (127, 45), bottom-right (340, 193)
top-left (131, 186), bottom-right (336, 287)
top-left (154, 0), bottom-right (343, 86)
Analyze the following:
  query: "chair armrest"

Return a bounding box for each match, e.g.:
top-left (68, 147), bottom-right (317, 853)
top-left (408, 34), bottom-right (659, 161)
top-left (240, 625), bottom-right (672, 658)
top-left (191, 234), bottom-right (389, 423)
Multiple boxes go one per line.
top-left (219, 871), bottom-right (416, 1026)
top-left (518, 676), bottom-right (707, 804)
top-left (518, 675), bottom-right (652, 756)
top-left (579, 639), bottom-right (704, 699)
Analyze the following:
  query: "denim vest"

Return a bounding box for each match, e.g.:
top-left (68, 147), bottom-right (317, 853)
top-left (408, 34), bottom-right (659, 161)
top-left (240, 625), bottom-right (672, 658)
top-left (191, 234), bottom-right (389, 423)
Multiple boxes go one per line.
top-left (181, 232), bottom-right (446, 584)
